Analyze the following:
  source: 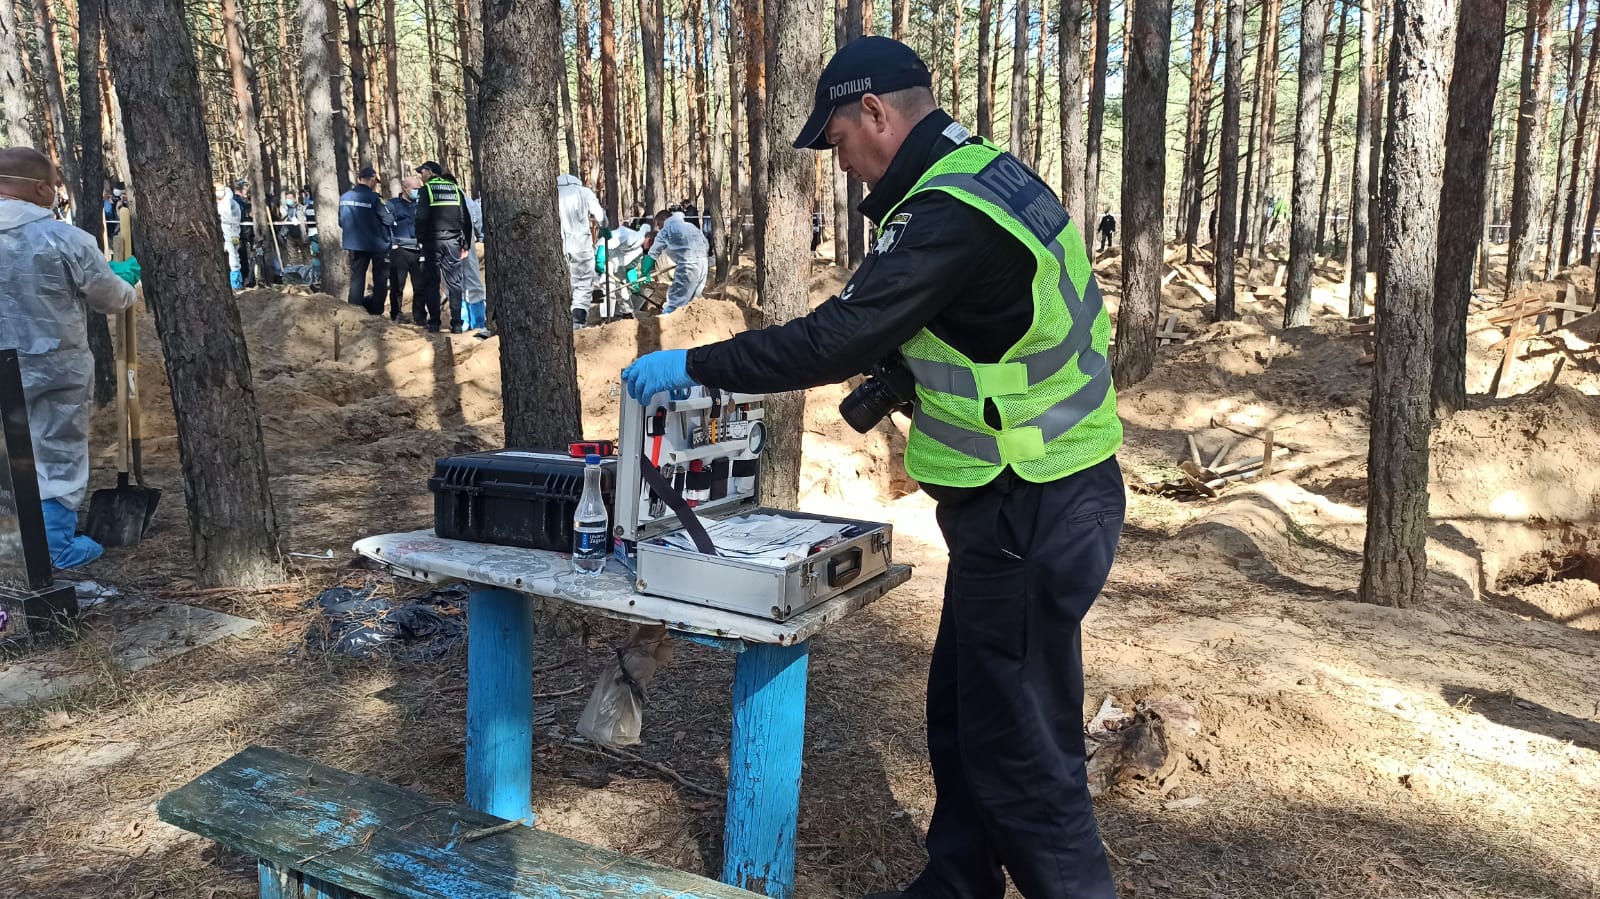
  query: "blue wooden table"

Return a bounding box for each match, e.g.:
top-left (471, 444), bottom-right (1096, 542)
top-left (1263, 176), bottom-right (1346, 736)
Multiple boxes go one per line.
top-left (354, 529), bottom-right (911, 899)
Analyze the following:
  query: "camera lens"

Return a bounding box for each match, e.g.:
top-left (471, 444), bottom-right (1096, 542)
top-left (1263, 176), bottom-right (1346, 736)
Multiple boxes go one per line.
top-left (840, 379), bottom-right (898, 434)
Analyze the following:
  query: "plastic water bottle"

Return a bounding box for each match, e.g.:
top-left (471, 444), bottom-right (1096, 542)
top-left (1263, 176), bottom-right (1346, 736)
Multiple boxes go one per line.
top-left (572, 454), bottom-right (609, 576)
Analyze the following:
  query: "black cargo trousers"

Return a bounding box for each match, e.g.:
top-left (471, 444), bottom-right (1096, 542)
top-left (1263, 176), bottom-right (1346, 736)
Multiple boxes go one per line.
top-left (910, 454), bottom-right (1125, 899)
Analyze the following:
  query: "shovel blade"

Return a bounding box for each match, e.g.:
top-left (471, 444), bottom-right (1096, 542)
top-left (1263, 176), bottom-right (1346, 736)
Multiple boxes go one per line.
top-left (84, 484), bottom-right (160, 548)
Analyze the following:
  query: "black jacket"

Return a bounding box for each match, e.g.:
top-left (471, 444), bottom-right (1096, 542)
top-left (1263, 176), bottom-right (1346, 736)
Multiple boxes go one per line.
top-left (686, 109), bottom-right (1037, 394)
top-left (415, 176), bottom-right (473, 243)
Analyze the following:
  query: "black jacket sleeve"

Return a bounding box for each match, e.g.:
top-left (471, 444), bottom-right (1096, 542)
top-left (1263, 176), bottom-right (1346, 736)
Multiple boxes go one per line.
top-left (685, 194), bottom-right (1008, 394)
top-left (415, 188), bottom-right (433, 237)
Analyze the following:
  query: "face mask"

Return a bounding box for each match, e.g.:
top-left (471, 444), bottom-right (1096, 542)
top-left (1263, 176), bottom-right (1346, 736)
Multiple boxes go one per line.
top-left (409, 189), bottom-right (420, 200)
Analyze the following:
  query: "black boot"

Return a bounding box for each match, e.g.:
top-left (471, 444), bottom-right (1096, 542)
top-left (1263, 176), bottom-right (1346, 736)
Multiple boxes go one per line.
top-left (572, 307), bottom-right (587, 330)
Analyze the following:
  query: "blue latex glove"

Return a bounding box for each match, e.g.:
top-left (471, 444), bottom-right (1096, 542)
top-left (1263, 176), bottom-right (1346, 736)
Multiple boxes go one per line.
top-left (622, 349), bottom-right (695, 402)
top-left (108, 257), bottom-right (141, 287)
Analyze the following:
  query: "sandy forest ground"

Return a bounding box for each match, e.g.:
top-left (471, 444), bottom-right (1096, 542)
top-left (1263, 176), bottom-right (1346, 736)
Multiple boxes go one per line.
top-left (2, 240), bottom-right (1599, 899)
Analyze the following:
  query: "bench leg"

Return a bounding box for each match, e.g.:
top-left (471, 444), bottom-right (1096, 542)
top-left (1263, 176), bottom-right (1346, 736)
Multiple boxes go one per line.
top-left (466, 586), bottom-right (536, 823)
top-left (258, 860), bottom-right (359, 898)
top-left (722, 640), bottom-right (810, 899)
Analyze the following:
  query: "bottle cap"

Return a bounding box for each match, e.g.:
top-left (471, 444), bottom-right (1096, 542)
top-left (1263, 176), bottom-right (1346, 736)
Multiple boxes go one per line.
top-left (585, 454), bottom-right (601, 465)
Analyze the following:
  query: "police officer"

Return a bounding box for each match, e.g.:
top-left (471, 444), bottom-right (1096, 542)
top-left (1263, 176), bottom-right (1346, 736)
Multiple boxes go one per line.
top-left (388, 175), bottom-right (425, 323)
top-left (232, 178), bottom-right (256, 287)
top-left (414, 161), bottom-right (472, 333)
top-left (1097, 210), bottom-right (1116, 252)
top-left (622, 36), bottom-right (1123, 899)
top-left (339, 165), bottom-right (395, 314)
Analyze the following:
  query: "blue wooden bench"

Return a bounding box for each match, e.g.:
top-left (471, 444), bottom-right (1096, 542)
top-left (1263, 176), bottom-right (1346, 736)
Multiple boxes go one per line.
top-left (158, 745), bottom-right (763, 899)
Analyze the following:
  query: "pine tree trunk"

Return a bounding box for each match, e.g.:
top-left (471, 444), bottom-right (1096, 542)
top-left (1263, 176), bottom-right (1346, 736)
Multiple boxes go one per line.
top-left (1366, 1), bottom-right (1386, 275)
top-left (600, 0), bottom-right (621, 222)
top-left (1113, 0), bottom-right (1172, 387)
top-left (1584, 134), bottom-right (1600, 265)
top-left (1284, 0), bottom-right (1326, 328)
top-left (302, 0), bottom-right (350, 298)
top-left (27, 0), bottom-right (80, 211)
top-left (319, 0), bottom-right (351, 191)
top-left (833, 0), bottom-right (850, 265)
top-left (1009, 0), bottom-right (1030, 153)
top-left (75, 0), bottom-right (115, 408)
top-left (1315, 0), bottom-right (1348, 254)
top-left (641, 0), bottom-right (667, 213)
top-left (482, 0), bottom-right (582, 446)
top-left (1181, 0), bottom-right (1218, 255)
top-left (1247, 0), bottom-right (1280, 268)
top-left (1060, 0), bottom-right (1087, 229)
top-left (742, 0), bottom-right (768, 261)
top-left (383, 0), bottom-right (403, 194)
top-left (725, 0), bottom-right (743, 267)
top-left (1505, 0), bottom-right (1555, 297)
top-left (1238, 0), bottom-right (1263, 253)
top-left (759, 0), bottom-right (822, 510)
top-left (1215, 0), bottom-right (1244, 319)
top-left (1559, 10), bottom-right (1599, 270)
top-left (344, 0), bottom-right (372, 167)
top-left (560, 37), bottom-right (579, 173)
top-left (977, 0), bottom-right (994, 135)
top-left (223, 0), bottom-right (280, 285)
top-left (951, 0), bottom-right (965, 116)
top-left (575, 0), bottom-right (598, 186)
top-left (1360, 0), bottom-right (1455, 609)
top-left (424, 0), bottom-right (449, 164)
top-left (1346, 0), bottom-right (1374, 315)
top-left (1431, 0), bottom-right (1506, 415)
top-left (845, 0), bottom-right (865, 264)
top-left (1032, 0), bottom-right (1047, 169)
top-left (0, 0), bottom-right (31, 146)
top-left (104, 0), bottom-right (286, 587)
top-left (1085, 0), bottom-right (1109, 221)
top-left (458, 0), bottom-right (484, 191)
top-left (1177, 0), bottom-right (1208, 243)
top-left (706, 0), bottom-right (728, 281)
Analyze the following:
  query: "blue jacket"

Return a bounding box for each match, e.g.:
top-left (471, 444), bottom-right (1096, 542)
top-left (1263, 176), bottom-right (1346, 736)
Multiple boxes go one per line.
top-left (338, 184), bottom-right (394, 253)
top-left (387, 195), bottom-right (419, 249)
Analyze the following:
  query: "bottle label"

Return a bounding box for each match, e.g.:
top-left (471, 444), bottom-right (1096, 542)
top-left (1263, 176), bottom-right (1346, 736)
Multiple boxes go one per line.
top-left (575, 528), bottom-right (607, 558)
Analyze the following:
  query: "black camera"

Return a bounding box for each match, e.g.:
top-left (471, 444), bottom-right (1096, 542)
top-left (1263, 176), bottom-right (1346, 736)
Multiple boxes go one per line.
top-left (840, 356), bottom-right (916, 434)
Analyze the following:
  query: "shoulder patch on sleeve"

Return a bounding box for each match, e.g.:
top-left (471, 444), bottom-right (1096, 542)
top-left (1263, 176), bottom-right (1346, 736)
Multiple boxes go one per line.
top-left (873, 212), bottom-right (913, 256)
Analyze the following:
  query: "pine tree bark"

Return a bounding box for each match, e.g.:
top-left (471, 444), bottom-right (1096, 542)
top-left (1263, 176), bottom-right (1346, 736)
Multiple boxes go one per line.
top-left (1346, 0), bottom-right (1374, 315)
top-left (424, 0), bottom-right (450, 166)
top-left (833, 0), bottom-right (850, 265)
top-left (1584, 133), bottom-right (1600, 265)
top-left (1177, 0), bottom-right (1208, 243)
top-left (302, 0), bottom-right (350, 298)
top-left (383, 0), bottom-right (403, 194)
top-left (600, 0), bottom-right (621, 222)
top-left (576, 0), bottom-right (599, 186)
top-left (845, 0), bottom-right (865, 263)
top-left (1009, 0), bottom-right (1030, 153)
top-left (951, 0), bottom-right (965, 117)
top-left (1359, 0), bottom-right (1455, 609)
top-left (1505, 0), bottom-right (1555, 297)
top-left (1559, 10), bottom-right (1599, 270)
top-left (1215, 0), bottom-right (1243, 319)
top-left (1032, 0), bottom-right (1047, 168)
top-left (1543, 0), bottom-right (1586, 279)
top-left (1113, 0), bottom-right (1172, 387)
top-left (1431, 0), bottom-right (1506, 415)
top-left (1085, 0), bottom-right (1109, 222)
top-left (641, 0), bottom-right (667, 213)
top-left (977, 0), bottom-right (994, 135)
top-left (1238, 0), bottom-right (1263, 252)
top-left (1060, 0), bottom-right (1087, 230)
top-left (759, 0), bottom-right (822, 509)
top-left (1284, 0), bottom-right (1327, 328)
top-left (1247, 0), bottom-right (1280, 268)
top-left (456, 0), bottom-right (484, 192)
top-left (75, 0), bottom-right (115, 408)
top-left (742, 0), bottom-right (768, 261)
top-left (27, 0), bottom-right (79, 211)
top-left (344, 0), bottom-right (372, 167)
top-left (482, 0), bottom-right (582, 446)
top-left (0, 0), bottom-right (31, 146)
top-left (223, 0), bottom-right (280, 285)
top-left (706, 0), bottom-right (728, 281)
top-left (1315, 0), bottom-right (1347, 253)
top-left (1181, 0), bottom-right (1219, 255)
top-left (104, 0), bottom-right (285, 587)
top-left (1366, 2), bottom-right (1386, 275)
top-left (725, 0), bottom-right (743, 266)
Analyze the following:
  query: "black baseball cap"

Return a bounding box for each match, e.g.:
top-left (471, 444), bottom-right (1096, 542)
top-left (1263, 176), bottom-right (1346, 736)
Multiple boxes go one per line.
top-left (358, 165), bottom-right (378, 179)
top-left (416, 161), bottom-right (443, 176)
top-left (793, 36), bottom-right (933, 150)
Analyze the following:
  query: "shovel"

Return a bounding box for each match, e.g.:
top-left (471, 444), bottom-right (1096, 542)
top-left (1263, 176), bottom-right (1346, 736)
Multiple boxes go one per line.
top-left (85, 226), bottom-right (160, 546)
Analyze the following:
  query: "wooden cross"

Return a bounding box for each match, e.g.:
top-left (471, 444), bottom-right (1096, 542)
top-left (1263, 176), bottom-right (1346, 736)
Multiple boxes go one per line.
top-left (1156, 314), bottom-right (1190, 346)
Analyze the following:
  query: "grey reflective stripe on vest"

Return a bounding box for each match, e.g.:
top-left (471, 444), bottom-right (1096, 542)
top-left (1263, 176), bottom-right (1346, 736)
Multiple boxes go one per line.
top-left (901, 169), bottom-right (1107, 398)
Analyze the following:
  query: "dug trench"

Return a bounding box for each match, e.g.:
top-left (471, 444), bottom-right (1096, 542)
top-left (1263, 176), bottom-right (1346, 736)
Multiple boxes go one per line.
top-left (2, 252), bottom-right (1598, 898)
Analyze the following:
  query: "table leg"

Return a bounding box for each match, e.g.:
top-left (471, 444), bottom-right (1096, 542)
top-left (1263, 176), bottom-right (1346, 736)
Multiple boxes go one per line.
top-left (258, 861), bottom-right (354, 898)
top-left (465, 586), bottom-right (536, 823)
top-left (721, 640), bottom-right (810, 899)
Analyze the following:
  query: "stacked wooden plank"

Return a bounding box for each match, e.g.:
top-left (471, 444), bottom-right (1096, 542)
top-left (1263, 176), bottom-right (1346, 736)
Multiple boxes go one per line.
top-left (1133, 434), bottom-right (1290, 501)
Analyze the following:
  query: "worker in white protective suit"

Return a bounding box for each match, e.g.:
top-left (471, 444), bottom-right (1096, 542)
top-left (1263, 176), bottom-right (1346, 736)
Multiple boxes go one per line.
top-left (217, 182), bottom-right (243, 289)
top-left (0, 147), bottom-right (139, 569)
top-left (648, 208), bottom-right (710, 314)
top-left (462, 193), bottom-right (488, 331)
top-left (558, 173), bottom-right (607, 330)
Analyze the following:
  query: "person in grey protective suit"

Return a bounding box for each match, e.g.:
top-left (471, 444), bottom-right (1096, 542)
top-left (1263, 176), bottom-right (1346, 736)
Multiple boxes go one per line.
top-left (0, 147), bottom-right (140, 569)
top-left (648, 207), bottom-right (710, 313)
top-left (559, 173), bottom-right (607, 329)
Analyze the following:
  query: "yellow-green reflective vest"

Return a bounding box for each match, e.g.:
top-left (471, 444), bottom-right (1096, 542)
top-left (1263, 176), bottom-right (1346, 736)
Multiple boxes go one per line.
top-left (887, 140), bottom-right (1122, 488)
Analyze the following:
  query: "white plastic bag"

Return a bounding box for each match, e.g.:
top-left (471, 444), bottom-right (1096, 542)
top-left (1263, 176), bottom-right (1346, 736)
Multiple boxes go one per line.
top-left (576, 625), bottom-right (674, 747)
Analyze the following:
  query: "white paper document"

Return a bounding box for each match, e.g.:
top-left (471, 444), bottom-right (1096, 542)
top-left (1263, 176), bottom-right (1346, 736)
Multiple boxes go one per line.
top-left (654, 513), bottom-right (853, 563)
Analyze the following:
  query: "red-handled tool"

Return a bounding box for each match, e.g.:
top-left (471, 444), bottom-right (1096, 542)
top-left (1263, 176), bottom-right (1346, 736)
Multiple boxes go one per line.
top-left (647, 407), bottom-right (667, 466)
top-left (568, 440), bottom-right (615, 457)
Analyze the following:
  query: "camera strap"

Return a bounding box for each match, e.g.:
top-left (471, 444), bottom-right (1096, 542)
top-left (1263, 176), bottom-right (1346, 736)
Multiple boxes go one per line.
top-left (638, 453), bottom-right (717, 555)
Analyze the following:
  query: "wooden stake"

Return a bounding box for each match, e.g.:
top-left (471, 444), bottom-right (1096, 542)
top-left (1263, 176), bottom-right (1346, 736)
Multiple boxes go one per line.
top-left (1260, 429), bottom-right (1275, 477)
top-left (333, 322), bottom-right (342, 362)
top-left (1186, 434), bottom-right (1203, 466)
